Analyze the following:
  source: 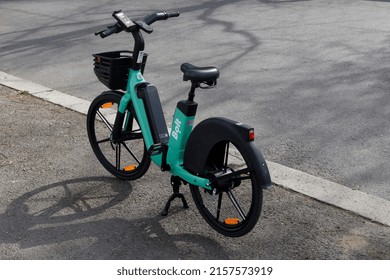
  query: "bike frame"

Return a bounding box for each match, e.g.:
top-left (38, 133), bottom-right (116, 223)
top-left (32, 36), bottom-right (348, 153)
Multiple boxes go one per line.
top-left (118, 67), bottom-right (212, 190)
top-left (91, 10), bottom-right (272, 237)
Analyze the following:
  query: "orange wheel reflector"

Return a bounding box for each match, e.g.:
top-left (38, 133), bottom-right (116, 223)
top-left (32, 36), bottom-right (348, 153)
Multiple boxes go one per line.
top-left (101, 102), bottom-right (113, 109)
top-left (123, 165), bottom-right (136, 171)
top-left (224, 217), bottom-right (240, 225)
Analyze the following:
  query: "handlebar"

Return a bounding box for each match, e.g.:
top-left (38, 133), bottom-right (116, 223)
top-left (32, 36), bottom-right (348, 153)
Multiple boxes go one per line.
top-left (143, 11), bottom-right (180, 25)
top-left (95, 10), bottom-right (180, 38)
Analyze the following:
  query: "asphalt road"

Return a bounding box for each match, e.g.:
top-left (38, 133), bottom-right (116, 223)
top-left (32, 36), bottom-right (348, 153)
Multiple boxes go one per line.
top-left (1, 0), bottom-right (389, 202)
top-left (1, 85), bottom-right (389, 260)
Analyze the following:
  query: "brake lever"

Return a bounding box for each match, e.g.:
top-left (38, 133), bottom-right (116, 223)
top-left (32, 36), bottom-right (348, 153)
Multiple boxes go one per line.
top-left (134, 20), bottom-right (153, 34)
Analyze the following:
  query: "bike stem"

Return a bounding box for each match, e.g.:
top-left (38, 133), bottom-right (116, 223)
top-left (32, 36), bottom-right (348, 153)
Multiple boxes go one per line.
top-left (112, 29), bottom-right (145, 142)
top-left (130, 31), bottom-right (145, 71)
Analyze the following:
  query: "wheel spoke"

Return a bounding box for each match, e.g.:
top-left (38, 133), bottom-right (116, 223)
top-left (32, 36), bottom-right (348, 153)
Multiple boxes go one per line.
top-left (216, 192), bottom-right (223, 221)
top-left (224, 142), bottom-right (229, 170)
top-left (96, 109), bottom-right (113, 132)
top-left (121, 141), bottom-right (141, 165)
top-left (227, 190), bottom-right (246, 221)
top-left (115, 143), bottom-right (121, 170)
top-left (96, 137), bottom-right (111, 144)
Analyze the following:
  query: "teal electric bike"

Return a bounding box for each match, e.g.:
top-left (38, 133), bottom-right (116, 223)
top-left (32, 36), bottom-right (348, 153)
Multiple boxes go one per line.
top-left (87, 10), bottom-right (271, 237)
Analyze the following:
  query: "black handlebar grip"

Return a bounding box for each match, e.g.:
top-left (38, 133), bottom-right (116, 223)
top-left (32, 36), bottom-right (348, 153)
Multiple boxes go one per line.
top-left (100, 23), bottom-right (121, 38)
top-left (166, 11), bottom-right (180, 18)
top-left (144, 11), bottom-right (180, 25)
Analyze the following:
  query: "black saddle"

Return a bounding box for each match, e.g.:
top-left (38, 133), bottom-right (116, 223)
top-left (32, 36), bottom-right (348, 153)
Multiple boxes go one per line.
top-left (180, 63), bottom-right (219, 84)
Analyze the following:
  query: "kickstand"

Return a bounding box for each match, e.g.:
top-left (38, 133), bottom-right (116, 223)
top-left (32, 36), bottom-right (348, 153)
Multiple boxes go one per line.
top-left (161, 176), bottom-right (189, 216)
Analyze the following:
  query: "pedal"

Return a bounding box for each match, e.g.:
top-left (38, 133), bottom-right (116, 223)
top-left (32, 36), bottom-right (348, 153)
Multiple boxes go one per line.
top-left (147, 143), bottom-right (164, 156)
top-left (147, 143), bottom-right (170, 171)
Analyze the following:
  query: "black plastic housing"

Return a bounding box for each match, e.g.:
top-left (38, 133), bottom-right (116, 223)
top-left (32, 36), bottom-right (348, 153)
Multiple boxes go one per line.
top-left (136, 83), bottom-right (169, 144)
top-left (93, 50), bottom-right (147, 90)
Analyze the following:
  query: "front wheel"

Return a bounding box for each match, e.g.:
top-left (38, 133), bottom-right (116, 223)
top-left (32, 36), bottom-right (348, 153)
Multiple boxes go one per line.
top-left (189, 141), bottom-right (263, 237)
top-left (87, 91), bottom-right (151, 180)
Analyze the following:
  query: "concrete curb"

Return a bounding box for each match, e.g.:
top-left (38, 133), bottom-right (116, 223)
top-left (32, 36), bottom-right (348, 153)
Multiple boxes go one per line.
top-left (268, 161), bottom-right (390, 226)
top-left (1, 70), bottom-right (389, 227)
top-left (0, 71), bottom-right (91, 115)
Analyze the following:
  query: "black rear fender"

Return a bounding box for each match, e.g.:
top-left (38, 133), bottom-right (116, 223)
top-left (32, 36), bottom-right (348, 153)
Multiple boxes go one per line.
top-left (183, 117), bottom-right (271, 189)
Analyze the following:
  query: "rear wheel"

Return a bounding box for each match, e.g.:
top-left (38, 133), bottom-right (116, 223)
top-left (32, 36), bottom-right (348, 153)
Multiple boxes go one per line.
top-left (190, 141), bottom-right (263, 237)
top-left (87, 91), bottom-right (150, 180)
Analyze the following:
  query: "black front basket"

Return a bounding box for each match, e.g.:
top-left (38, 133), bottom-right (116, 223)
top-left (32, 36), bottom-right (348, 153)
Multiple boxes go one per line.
top-left (93, 51), bottom-right (147, 90)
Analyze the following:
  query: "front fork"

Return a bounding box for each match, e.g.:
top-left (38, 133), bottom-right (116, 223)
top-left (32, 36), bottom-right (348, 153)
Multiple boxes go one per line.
top-left (111, 69), bottom-right (146, 144)
top-left (111, 111), bottom-right (126, 143)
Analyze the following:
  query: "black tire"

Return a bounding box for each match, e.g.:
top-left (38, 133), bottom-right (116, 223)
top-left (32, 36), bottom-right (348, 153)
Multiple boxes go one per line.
top-left (87, 91), bottom-right (151, 180)
top-left (189, 141), bottom-right (263, 237)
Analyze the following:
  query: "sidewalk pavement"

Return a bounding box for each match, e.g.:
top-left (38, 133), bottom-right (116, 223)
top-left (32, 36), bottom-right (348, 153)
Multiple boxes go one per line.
top-left (0, 74), bottom-right (389, 259)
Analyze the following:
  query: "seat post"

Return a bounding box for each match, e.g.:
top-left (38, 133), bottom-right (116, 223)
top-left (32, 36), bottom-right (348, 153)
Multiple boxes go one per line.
top-left (188, 81), bottom-right (199, 102)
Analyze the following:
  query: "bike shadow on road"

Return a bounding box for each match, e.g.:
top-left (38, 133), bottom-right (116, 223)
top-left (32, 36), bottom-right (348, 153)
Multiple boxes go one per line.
top-left (0, 176), bottom-right (228, 259)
